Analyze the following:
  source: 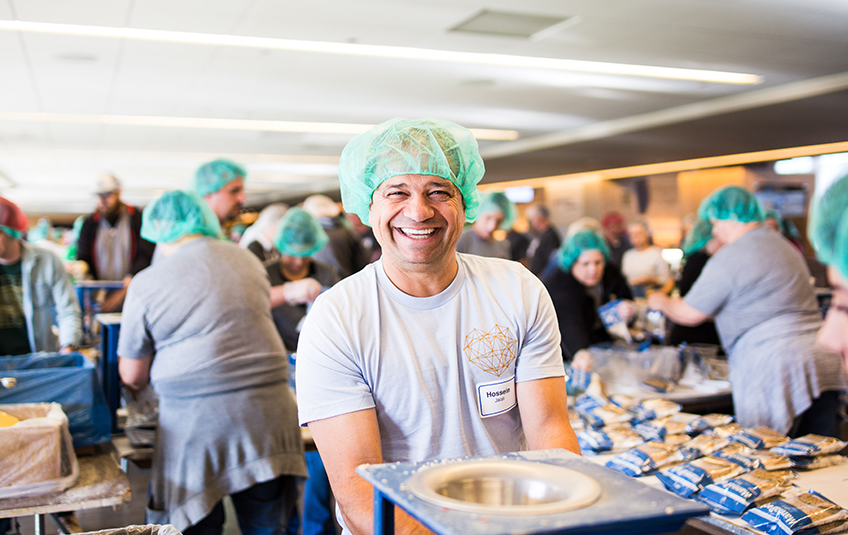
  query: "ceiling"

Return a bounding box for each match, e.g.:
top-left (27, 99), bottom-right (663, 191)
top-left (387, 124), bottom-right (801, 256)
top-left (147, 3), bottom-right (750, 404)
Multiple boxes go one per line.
top-left (2, 0), bottom-right (848, 215)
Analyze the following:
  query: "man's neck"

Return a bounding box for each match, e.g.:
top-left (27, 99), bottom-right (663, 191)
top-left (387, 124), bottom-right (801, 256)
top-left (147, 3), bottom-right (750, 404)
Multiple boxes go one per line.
top-left (0, 240), bottom-right (23, 265)
top-left (725, 222), bottom-right (760, 244)
top-left (382, 257), bottom-right (459, 298)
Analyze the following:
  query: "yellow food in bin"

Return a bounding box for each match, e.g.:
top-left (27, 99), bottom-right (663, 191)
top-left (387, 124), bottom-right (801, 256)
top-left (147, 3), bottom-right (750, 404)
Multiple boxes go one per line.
top-left (0, 409), bottom-right (20, 427)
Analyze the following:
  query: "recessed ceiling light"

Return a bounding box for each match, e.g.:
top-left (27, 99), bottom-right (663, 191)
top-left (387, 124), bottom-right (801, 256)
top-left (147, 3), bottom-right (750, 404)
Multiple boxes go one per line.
top-left (0, 19), bottom-right (763, 85)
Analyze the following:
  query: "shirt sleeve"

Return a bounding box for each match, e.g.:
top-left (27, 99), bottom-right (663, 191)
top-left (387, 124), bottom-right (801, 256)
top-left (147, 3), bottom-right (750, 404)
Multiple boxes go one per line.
top-left (49, 252), bottom-right (83, 348)
top-left (683, 252), bottom-right (732, 316)
top-left (118, 277), bottom-right (155, 359)
top-left (295, 293), bottom-right (376, 426)
top-left (515, 272), bottom-right (567, 383)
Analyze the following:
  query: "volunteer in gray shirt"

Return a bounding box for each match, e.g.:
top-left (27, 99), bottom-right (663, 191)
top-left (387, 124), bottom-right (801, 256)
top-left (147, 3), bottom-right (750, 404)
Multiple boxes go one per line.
top-left (650, 186), bottom-right (846, 437)
top-left (455, 191), bottom-right (515, 259)
top-left (118, 191), bottom-right (306, 533)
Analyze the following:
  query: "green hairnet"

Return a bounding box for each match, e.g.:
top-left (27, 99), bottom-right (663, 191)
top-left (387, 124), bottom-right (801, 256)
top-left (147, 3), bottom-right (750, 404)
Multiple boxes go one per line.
top-left (191, 159), bottom-right (246, 196)
top-left (809, 174), bottom-right (848, 279)
top-left (681, 219), bottom-right (713, 257)
top-left (273, 207), bottom-right (329, 258)
top-left (478, 191), bottom-right (517, 230)
top-left (338, 117), bottom-right (485, 226)
top-left (141, 190), bottom-right (222, 244)
top-left (557, 229), bottom-right (611, 271)
top-left (697, 185), bottom-right (764, 223)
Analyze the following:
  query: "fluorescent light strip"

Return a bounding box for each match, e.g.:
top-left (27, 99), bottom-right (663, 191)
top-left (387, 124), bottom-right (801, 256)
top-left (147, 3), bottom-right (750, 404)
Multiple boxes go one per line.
top-left (480, 140), bottom-right (848, 191)
top-left (0, 20), bottom-right (762, 85)
top-left (0, 111), bottom-right (518, 140)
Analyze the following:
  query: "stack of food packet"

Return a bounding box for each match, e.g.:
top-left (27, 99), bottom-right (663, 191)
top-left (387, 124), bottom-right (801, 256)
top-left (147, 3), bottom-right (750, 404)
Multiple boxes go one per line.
top-left (601, 421), bottom-right (848, 534)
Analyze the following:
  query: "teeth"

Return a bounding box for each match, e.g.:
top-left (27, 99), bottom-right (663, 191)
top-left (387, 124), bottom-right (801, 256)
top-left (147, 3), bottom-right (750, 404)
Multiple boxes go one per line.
top-left (399, 228), bottom-right (435, 239)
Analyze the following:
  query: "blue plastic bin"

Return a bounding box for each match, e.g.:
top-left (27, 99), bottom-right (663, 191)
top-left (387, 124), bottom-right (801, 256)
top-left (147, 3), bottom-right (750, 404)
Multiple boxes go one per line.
top-left (0, 353), bottom-right (111, 448)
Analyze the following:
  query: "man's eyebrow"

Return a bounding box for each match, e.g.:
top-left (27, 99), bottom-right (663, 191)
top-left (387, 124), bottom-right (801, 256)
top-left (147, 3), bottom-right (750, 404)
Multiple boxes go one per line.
top-left (382, 183), bottom-right (408, 191)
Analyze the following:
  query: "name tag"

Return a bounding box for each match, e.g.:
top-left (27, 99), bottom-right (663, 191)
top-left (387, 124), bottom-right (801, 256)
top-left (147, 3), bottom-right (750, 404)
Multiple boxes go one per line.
top-left (477, 376), bottom-right (517, 418)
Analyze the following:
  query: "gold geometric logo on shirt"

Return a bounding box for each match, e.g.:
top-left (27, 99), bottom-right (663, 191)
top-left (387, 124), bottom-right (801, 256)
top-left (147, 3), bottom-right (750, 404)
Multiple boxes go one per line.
top-left (464, 325), bottom-right (517, 377)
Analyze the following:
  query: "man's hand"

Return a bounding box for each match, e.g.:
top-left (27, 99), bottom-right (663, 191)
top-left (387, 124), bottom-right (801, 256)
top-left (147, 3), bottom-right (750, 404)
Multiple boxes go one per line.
top-left (282, 278), bottom-right (323, 305)
top-left (648, 293), bottom-right (710, 326)
top-left (101, 277), bottom-right (132, 312)
top-left (647, 292), bottom-right (670, 313)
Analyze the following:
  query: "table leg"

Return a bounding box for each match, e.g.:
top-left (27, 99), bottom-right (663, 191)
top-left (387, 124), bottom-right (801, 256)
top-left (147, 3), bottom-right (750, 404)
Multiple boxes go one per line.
top-left (107, 325), bottom-right (121, 433)
top-left (374, 489), bottom-right (395, 535)
top-left (33, 513), bottom-right (45, 535)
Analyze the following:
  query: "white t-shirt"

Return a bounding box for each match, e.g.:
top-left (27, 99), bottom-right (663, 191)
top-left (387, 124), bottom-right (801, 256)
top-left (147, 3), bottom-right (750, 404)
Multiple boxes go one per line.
top-left (621, 246), bottom-right (671, 287)
top-left (296, 253), bottom-right (565, 464)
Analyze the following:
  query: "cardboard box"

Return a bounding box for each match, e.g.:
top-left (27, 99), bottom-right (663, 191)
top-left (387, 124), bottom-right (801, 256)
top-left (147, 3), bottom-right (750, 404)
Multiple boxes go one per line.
top-left (0, 402), bottom-right (79, 498)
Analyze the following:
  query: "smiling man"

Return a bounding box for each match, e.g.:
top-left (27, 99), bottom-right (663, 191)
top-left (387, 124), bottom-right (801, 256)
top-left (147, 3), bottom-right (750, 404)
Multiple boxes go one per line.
top-left (295, 118), bottom-right (580, 535)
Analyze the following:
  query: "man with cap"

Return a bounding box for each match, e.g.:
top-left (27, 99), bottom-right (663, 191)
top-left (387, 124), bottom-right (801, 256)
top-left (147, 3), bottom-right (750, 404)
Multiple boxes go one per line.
top-left (0, 196), bottom-right (82, 356)
top-left (191, 158), bottom-right (248, 229)
top-left (77, 173), bottom-right (154, 311)
top-left (296, 118), bottom-right (581, 535)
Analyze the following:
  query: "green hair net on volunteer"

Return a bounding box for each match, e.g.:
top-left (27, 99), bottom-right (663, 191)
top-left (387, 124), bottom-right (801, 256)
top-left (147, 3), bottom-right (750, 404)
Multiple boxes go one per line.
top-left (273, 207), bottom-right (329, 258)
top-left (338, 117), bottom-right (485, 226)
top-left (557, 229), bottom-right (611, 272)
top-left (191, 159), bottom-right (246, 196)
top-left (478, 191), bottom-right (517, 230)
top-left (0, 196), bottom-right (28, 240)
top-left (141, 190), bottom-right (222, 244)
top-left (697, 185), bottom-right (764, 223)
top-left (809, 173), bottom-right (848, 279)
top-left (682, 219), bottom-right (713, 257)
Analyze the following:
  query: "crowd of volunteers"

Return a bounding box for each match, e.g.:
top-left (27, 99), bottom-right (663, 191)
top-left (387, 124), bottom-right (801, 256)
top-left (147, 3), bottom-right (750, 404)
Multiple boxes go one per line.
top-left (2, 115), bottom-right (848, 535)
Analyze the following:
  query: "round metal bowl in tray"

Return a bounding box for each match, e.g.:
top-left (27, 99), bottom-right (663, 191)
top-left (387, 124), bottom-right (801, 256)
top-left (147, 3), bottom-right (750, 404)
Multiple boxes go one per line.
top-left (405, 459), bottom-right (602, 515)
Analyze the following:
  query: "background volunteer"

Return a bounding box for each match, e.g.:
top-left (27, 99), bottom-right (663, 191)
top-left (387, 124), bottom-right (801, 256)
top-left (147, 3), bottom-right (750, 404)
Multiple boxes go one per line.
top-left (649, 185), bottom-right (846, 437)
top-left (118, 190), bottom-right (306, 533)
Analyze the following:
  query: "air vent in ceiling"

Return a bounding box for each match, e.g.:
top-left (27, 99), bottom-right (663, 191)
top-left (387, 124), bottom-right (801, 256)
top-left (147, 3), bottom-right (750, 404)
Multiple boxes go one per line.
top-left (449, 10), bottom-right (575, 40)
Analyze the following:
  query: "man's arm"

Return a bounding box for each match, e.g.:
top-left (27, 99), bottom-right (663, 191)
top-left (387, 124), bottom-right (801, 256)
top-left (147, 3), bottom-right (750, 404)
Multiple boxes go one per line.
top-left (516, 376), bottom-right (581, 454)
top-left (119, 355), bottom-right (152, 394)
top-left (647, 293), bottom-right (711, 326)
top-left (49, 250), bottom-right (83, 350)
top-left (308, 409), bottom-right (432, 535)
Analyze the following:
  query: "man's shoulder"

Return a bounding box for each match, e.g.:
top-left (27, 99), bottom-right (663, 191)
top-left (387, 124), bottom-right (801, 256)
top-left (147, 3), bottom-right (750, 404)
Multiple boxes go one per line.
top-left (458, 253), bottom-right (537, 284)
